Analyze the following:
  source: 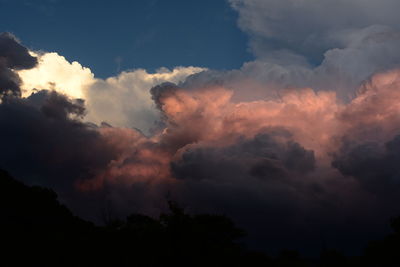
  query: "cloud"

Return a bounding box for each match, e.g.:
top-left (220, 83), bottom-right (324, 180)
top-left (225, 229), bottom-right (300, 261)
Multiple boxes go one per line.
top-left (18, 52), bottom-right (94, 99)
top-left (197, 1), bottom-right (400, 102)
top-left (181, 25), bottom-right (400, 102)
top-left (64, 66), bottom-right (400, 253)
top-left (85, 66), bottom-right (205, 134)
top-left (0, 90), bottom-right (113, 187)
top-left (229, 0), bottom-right (400, 62)
top-left (0, 32), bottom-right (37, 98)
top-left (171, 130), bottom-right (315, 181)
top-left (332, 69), bottom-right (400, 204)
top-left (18, 52), bottom-right (205, 134)
top-left (4, 0), bottom-right (400, 253)
top-left (8, 57), bottom-right (393, 253)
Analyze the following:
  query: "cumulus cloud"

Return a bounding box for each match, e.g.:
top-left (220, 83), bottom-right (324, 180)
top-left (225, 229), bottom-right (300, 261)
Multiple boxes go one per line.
top-left (171, 130), bottom-right (315, 183)
top-left (63, 64), bottom-right (400, 253)
top-left (18, 52), bottom-right (94, 99)
top-left (332, 69), bottom-right (400, 205)
top-left (85, 66), bottom-right (205, 134)
top-left (181, 25), bottom-right (400, 102)
top-left (3, 0), bottom-right (400, 254)
top-left (195, 0), bottom-right (400, 102)
top-left (229, 0), bottom-right (400, 62)
top-left (0, 90), bottom-right (121, 218)
top-left (0, 32), bottom-right (37, 98)
top-left (4, 39), bottom-right (398, 253)
top-left (18, 52), bottom-right (205, 134)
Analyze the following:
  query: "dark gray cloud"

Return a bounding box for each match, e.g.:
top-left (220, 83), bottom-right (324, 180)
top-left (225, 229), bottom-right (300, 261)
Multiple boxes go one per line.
top-left (168, 132), bottom-right (377, 255)
top-left (172, 131), bottom-right (315, 181)
top-left (167, 131), bottom-right (376, 254)
top-left (0, 32), bottom-right (37, 70)
top-left (150, 82), bottom-right (180, 111)
top-left (0, 90), bottom-right (121, 221)
top-left (333, 135), bottom-right (400, 200)
top-left (0, 32), bottom-right (37, 98)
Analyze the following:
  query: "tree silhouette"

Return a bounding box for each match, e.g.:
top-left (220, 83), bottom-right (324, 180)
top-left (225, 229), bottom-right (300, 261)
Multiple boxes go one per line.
top-left (360, 216), bottom-right (400, 267)
top-left (3, 168), bottom-right (400, 267)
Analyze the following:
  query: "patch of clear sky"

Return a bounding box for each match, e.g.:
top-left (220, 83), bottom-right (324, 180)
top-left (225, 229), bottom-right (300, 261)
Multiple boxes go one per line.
top-left (0, 0), bottom-right (253, 78)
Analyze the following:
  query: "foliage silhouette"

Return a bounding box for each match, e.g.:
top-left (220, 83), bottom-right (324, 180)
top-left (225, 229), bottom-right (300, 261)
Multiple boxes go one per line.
top-left (1, 168), bottom-right (400, 266)
top-left (359, 216), bottom-right (400, 267)
top-left (0, 170), bottom-right (261, 266)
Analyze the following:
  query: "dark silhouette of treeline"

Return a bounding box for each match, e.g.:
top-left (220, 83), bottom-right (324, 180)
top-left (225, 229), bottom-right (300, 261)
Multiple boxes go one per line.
top-left (1, 169), bottom-right (399, 267)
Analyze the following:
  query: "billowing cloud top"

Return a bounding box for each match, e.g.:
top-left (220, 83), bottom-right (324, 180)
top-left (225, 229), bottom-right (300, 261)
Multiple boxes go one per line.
top-left (229, 0), bottom-right (400, 61)
top-left (17, 52), bottom-right (205, 134)
top-left (2, 0), bottom-right (400, 255)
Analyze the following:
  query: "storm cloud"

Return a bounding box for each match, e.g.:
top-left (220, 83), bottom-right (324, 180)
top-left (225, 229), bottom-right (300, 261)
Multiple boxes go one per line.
top-left (0, 32), bottom-right (37, 98)
top-left (2, 0), bottom-right (400, 255)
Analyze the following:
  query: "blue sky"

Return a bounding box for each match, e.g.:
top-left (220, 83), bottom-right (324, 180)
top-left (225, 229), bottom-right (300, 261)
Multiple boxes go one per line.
top-left (0, 0), bottom-right (252, 78)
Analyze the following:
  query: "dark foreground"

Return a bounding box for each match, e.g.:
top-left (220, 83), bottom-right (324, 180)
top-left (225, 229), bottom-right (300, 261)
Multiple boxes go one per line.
top-left (1, 169), bottom-right (399, 267)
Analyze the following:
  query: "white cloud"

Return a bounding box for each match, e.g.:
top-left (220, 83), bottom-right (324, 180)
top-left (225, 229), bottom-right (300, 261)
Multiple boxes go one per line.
top-left (18, 52), bottom-right (94, 99)
top-left (85, 66), bottom-right (206, 134)
top-left (17, 51), bottom-right (205, 134)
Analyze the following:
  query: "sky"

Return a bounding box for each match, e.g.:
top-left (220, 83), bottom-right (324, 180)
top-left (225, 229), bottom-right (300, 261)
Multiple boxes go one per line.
top-left (0, 0), bottom-right (251, 78)
top-left (2, 0), bottom-right (400, 257)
